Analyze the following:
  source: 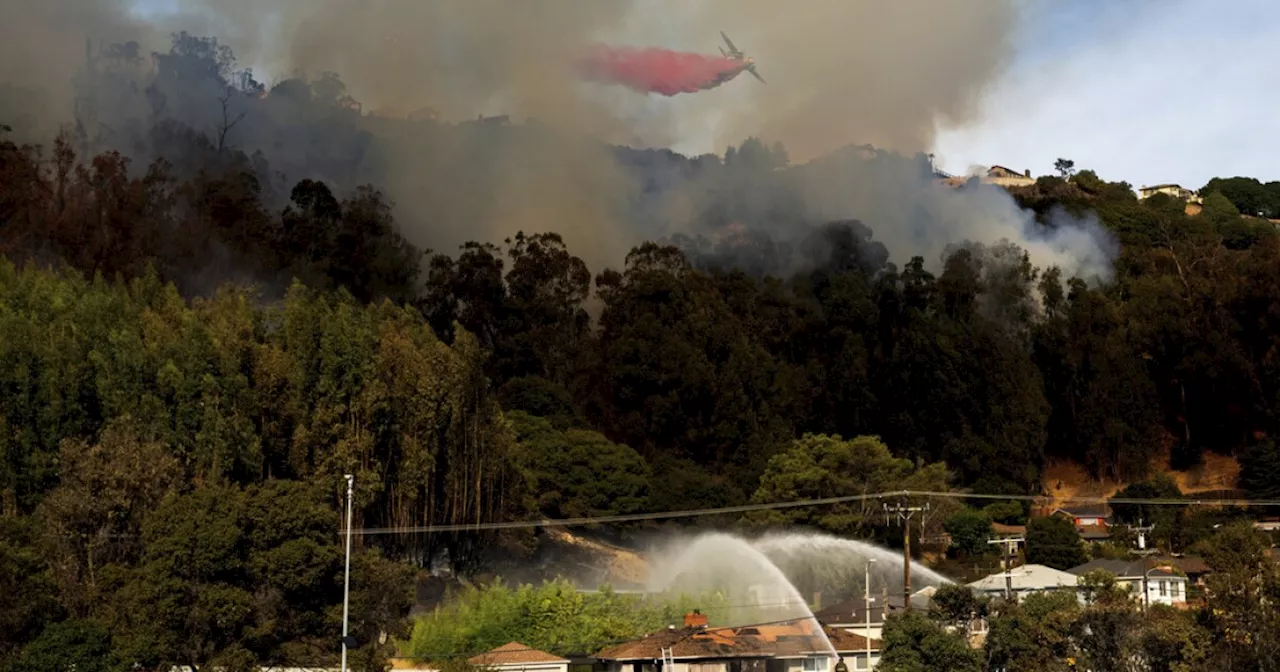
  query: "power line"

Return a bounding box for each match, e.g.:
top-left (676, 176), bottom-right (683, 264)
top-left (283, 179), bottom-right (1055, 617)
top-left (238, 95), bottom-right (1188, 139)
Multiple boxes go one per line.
top-left (347, 489), bottom-right (1280, 536)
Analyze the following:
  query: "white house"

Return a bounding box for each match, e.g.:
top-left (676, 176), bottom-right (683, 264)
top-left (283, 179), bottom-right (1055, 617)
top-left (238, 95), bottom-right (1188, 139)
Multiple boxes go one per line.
top-left (967, 564), bottom-right (1083, 604)
top-left (1067, 559), bottom-right (1189, 608)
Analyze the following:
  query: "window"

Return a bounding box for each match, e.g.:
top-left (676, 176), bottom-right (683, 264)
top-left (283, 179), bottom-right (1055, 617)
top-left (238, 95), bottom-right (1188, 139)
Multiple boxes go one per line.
top-left (1172, 581), bottom-right (1181, 598)
top-left (802, 657), bottom-right (829, 672)
top-left (1159, 581), bottom-right (1167, 597)
top-left (853, 657), bottom-right (868, 670)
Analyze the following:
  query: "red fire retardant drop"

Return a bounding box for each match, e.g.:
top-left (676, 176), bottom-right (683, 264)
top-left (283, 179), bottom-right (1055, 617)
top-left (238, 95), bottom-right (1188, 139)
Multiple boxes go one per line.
top-left (576, 44), bottom-right (746, 96)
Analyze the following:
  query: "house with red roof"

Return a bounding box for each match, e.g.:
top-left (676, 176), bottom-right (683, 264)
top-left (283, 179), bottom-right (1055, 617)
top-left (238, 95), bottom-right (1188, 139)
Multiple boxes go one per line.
top-left (469, 642), bottom-right (571, 672)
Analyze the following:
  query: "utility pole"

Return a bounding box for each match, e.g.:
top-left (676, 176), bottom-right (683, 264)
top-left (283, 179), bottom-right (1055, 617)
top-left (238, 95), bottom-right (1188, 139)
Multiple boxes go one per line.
top-left (341, 474), bottom-right (355, 672)
top-left (1130, 518), bottom-right (1157, 556)
top-left (884, 502), bottom-right (930, 611)
top-left (865, 558), bottom-right (876, 668)
top-left (986, 536), bottom-right (1025, 602)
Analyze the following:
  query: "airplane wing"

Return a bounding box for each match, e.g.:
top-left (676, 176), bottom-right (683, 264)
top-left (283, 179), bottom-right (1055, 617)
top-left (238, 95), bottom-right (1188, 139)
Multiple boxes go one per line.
top-left (720, 31), bottom-right (741, 57)
top-left (748, 67), bottom-right (766, 84)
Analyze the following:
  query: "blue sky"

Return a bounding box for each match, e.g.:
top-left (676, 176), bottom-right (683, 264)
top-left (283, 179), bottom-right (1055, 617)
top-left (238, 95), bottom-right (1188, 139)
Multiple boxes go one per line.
top-left (933, 0), bottom-right (1280, 190)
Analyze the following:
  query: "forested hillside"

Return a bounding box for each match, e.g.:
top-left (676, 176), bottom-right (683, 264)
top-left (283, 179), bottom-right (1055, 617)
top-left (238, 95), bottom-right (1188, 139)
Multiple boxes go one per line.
top-left (6, 30), bottom-right (1280, 671)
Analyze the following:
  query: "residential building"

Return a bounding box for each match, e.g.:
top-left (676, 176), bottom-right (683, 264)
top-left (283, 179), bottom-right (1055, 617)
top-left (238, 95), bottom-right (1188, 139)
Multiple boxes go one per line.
top-left (1051, 503), bottom-right (1112, 541)
top-left (1066, 558), bottom-right (1190, 607)
top-left (1161, 555), bottom-right (1211, 602)
top-left (825, 625), bottom-right (882, 671)
top-left (812, 589), bottom-right (933, 642)
top-left (983, 165), bottom-right (1035, 187)
top-left (966, 564), bottom-right (1084, 604)
top-left (1052, 503), bottom-right (1112, 528)
top-left (469, 642), bottom-right (571, 672)
top-left (935, 165), bottom-right (1035, 189)
top-left (594, 611), bottom-right (877, 672)
top-left (1138, 183), bottom-right (1198, 202)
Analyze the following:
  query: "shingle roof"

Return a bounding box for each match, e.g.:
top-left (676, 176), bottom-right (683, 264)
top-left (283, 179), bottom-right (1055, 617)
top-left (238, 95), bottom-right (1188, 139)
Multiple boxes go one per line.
top-left (1067, 558), bottom-right (1182, 579)
top-left (594, 620), bottom-right (849, 662)
top-left (824, 627), bottom-right (880, 653)
top-left (1078, 524), bottom-right (1112, 540)
top-left (1054, 503), bottom-right (1112, 518)
top-left (594, 627), bottom-right (772, 661)
top-left (468, 642), bottom-right (569, 666)
top-left (992, 522), bottom-right (1027, 536)
top-left (813, 596), bottom-right (903, 625)
top-left (967, 564), bottom-right (1080, 592)
top-left (1167, 556), bottom-right (1210, 575)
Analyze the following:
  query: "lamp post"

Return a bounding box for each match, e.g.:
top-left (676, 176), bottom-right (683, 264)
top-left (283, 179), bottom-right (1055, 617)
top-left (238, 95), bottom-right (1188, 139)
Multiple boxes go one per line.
top-left (865, 559), bottom-right (877, 670)
top-left (341, 474), bottom-right (354, 672)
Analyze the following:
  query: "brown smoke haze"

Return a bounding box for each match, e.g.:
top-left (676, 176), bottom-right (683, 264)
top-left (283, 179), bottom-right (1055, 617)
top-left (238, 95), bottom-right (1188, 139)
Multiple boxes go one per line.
top-left (0, 0), bottom-right (1111, 283)
top-left (165, 0), bottom-right (1018, 156)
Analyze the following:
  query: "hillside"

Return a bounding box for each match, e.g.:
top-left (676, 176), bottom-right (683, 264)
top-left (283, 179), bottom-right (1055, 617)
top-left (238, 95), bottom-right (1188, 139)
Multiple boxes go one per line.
top-left (1041, 452), bottom-right (1241, 511)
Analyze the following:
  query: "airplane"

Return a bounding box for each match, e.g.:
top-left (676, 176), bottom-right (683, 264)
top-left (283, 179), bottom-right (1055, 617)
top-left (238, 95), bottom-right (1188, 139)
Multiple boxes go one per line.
top-left (717, 31), bottom-right (765, 84)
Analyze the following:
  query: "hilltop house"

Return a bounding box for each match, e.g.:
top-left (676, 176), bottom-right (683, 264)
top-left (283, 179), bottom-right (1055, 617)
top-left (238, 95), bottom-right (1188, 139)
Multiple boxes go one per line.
top-left (1051, 503), bottom-right (1113, 541)
top-left (1138, 183), bottom-right (1199, 202)
top-left (594, 611), bottom-right (882, 672)
top-left (936, 164), bottom-right (1035, 189)
top-left (983, 165), bottom-right (1035, 187)
top-left (1067, 558), bottom-right (1189, 608)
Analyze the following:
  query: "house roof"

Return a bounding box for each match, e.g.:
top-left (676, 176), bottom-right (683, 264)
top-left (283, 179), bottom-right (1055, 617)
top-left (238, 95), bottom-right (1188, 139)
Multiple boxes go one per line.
top-left (987, 165), bottom-right (1028, 177)
top-left (595, 620), bottom-right (862, 662)
top-left (813, 596), bottom-right (903, 625)
top-left (1053, 503), bottom-right (1112, 518)
top-left (469, 642), bottom-right (570, 666)
top-left (1078, 524), bottom-right (1111, 540)
top-left (823, 627), bottom-right (880, 654)
top-left (813, 587), bottom-right (935, 626)
top-left (967, 564), bottom-right (1080, 592)
top-left (992, 522), bottom-right (1027, 536)
top-left (1141, 183), bottom-right (1186, 191)
top-left (1067, 558), bottom-right (1182, 580)
top-left (1166, 555), bottom-right (1210, 575)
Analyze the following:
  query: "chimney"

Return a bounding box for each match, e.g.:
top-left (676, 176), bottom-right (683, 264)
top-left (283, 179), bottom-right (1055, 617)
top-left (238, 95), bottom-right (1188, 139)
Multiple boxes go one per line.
top-left (684, 609), bottom-right (708, 629)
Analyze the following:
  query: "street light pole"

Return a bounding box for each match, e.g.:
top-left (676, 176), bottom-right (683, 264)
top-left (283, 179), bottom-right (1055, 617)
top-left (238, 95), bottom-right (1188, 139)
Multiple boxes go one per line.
top-left (341, 474), bottom-right (354, 672)
top-left (865, 559), bottom-right (876, 670)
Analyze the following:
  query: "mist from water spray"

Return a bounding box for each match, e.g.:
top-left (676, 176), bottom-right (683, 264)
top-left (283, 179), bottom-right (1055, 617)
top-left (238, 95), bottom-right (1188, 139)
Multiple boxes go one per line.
top-left (751, 531), bottom-right (952, 606)
top-left (644, 532), bottom-right (837, 655)
top-left (641, 529), bottom-right (958, 656)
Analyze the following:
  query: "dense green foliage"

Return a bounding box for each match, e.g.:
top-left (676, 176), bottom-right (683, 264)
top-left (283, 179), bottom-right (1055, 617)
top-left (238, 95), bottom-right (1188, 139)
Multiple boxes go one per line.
top-left (743, 434), bottom-right (952, 537)
top-left (878, 610), bottom-right (983, 672)
top-left (1025, 517), bottom-right (1089, 570)
top-left (407, 579), bottom-right (729, 660)
top-left (944, 510), bottom-right (994, 559)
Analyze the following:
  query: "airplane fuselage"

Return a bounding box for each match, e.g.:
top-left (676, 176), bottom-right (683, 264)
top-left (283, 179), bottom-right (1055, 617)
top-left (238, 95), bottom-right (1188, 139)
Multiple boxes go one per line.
top-left (708, 63), bottom-right (748, 87)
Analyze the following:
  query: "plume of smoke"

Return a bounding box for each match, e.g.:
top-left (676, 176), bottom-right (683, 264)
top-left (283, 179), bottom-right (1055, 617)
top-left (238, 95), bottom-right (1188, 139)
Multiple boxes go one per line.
top-left (788, 148), bottom-right (1119, 284)
top-left (1, 0), bottom-right (1118, 287)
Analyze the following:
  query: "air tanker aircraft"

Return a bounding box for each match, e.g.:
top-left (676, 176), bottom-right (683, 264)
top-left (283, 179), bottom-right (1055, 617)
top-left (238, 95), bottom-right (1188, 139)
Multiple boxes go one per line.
top-left (716, 31), bottom-right (766, 85)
